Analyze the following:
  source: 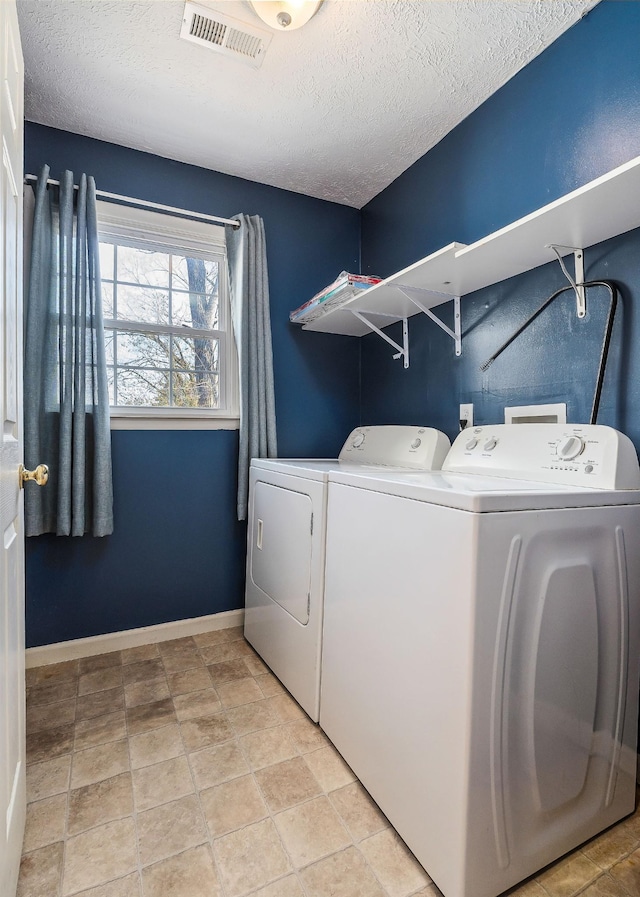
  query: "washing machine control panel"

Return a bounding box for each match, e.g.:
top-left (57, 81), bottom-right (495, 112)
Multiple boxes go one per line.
top-left (339, 426), bottom-right (451, 471)
top-left (444, 424), bottom-right (640, 490)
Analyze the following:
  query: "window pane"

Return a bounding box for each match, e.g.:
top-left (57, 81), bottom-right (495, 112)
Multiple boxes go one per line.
top-left (99, 242), bottom-right (114, 281)
top-left (97, 224), bottom-right (229, 413)
top-left (107, 367), bottom-right (115, 405)
top-left (102, 282), bottom-right (114, 318)
top-left (117, 368), bottom-right (170, 406)
top-left (118, 245), bottom-right (170, 288)
top-left (105, 331), bottom-right (115, 365)
top-left (172, 336), bottom-right (218, 372)
top-left (117, 331), bottom-right (169, 368)
top-left (172, 256), bottom-right (219, 294)
top-left (172, 291), bottom-right (219, 330)
top-left (173, 371), bottom-right (219, 408)
top-left (117, 284), bottom-right (169, 325)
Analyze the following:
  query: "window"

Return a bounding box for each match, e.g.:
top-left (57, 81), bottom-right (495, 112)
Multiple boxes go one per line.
top-left (97, 201), bottom-right (238, 426)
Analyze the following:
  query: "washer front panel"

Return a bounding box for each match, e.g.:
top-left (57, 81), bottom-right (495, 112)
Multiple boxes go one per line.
top-left (320, 481), bottom-right (640, 897)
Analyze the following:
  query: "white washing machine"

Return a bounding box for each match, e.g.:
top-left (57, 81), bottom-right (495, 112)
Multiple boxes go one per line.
top-left (320, 424), bottom-right (640, 897)
top-left (244, 426), bottom-right (450, 721)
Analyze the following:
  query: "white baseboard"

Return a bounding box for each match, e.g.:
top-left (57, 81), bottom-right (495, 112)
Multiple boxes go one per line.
top-left (25, 608), bottom-right (245, 669)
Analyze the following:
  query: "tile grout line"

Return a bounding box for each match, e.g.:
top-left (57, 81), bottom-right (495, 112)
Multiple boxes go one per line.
top-left (221, 680), bottom-right (313, 897)
top-left (198, 631), bottom-right (294, 897)
top-left (135, 642), bottom-right (204, 887)
top-left (197, 630), bottom-right (315, 897)
top-left (65, 656), bottom-right (129, 897)
top-left (177, 641), bottom-right (232, 897)
top-left (126, 656), bottom-right (148, 897)
top-left (211, 650), bottom-right (396, 897)
top-left (59, 670), bottom-right (78, 897)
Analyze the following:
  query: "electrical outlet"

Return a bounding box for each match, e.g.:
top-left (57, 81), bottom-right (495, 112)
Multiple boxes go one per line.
top-left (459, 403), bottom-right (473, 430)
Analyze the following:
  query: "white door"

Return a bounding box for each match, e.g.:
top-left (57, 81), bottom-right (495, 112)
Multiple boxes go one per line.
top-left (0, 2), bottom-right (25, 894)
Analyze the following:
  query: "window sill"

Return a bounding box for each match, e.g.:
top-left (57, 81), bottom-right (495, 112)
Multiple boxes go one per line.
top-left (109, 410), bottom-right (239, 431)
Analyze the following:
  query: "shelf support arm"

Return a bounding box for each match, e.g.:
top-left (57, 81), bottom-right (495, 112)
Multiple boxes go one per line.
top-left (546, 244), bottom-right (586, 318)
top-left (350, 310), bottom-right (409, 369)
top-left (395, 287), bottom-right (462, 357)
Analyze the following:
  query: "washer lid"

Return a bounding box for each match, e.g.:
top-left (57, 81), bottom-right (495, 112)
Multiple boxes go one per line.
top-left (327, 468), bottom-right (640, 512)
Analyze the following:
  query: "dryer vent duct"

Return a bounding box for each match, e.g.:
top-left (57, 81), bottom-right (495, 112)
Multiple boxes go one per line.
top-left (180, 2), bottom-right (272, 68)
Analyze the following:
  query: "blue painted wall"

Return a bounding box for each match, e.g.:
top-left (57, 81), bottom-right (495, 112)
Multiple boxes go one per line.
top-left (360, 0), bottom-right (640, 444)
top-left (26, 0), bottom-right (640, 646)
top-left (24, 124), bottom-right (361, 647)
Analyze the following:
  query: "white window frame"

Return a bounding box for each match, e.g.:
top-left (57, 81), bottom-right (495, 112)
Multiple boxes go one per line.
top-left (97, 201), bottom-right (239, 430)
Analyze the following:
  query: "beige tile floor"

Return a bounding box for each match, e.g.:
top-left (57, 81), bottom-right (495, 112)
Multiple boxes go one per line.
top-left (18, 628), bottom-right (640, 897)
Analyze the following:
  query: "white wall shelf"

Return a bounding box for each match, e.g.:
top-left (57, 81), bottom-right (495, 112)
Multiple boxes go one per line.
top-left (301, 154), bottom-right (640, 364)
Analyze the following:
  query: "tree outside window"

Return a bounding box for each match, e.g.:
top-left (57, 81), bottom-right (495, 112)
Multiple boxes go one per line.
top-left (101, 242), bottom-right (223, 409)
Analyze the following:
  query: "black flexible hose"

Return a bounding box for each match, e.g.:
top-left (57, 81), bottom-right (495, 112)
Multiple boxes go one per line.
top-left (589, 282), bottom-right (617, 425)
top-left (479, 280), bottom-right (618, 425)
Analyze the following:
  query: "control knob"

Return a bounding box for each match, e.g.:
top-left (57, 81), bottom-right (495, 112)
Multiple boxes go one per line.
top-left (484, 438), bottom-right (498, 451)
top-left (411, 438), bottom-right (422, 449)
top-left (558, 435), bottom-right (585, 461)
top-left (352, 433), bottom-right (365, 448)
top-left (465, 438), bottom-right (478, 450)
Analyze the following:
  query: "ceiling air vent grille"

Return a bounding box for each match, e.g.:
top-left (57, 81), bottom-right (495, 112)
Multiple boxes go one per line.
top-left (180, 2), bottom-right (272, 69)
top-left (226, 28), bottom-right (264, 61)
top-left (190, 13), bottom-right (226, 46)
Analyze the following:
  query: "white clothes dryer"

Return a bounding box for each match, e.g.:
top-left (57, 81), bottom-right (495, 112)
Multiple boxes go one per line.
top-left (244, 426), bottom-right (450, 721)
top-left (320, 424), bottom-right (640, 897)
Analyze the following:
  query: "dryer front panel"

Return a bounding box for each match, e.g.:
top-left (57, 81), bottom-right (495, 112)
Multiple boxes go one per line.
top-left (250, 481), bottom-right (312, 625)
top-left (245, 467), bottom-right (327, 722)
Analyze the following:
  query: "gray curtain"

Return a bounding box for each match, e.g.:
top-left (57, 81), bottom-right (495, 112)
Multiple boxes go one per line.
top-left (24, 166), bottom-right (113, 536)
top-left (225, 214), bottom-right (277, 520)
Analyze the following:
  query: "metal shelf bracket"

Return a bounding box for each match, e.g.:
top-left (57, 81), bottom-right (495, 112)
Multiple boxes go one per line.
top-left (396, 285), bottom-right (462, 357)
top-left (546, 244), bottom-right (586, 318)
top-left (349, 284), bottom-right (462, 369)
top-left (350, 310), bottom-right (409, 368)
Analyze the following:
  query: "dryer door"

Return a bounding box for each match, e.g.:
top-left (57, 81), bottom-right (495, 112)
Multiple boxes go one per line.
top-left (250, 481), bottom-right (312, 624)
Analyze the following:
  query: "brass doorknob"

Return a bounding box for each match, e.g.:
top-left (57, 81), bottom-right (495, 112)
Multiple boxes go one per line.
top-left (19, 464), bottom-right (49, 488)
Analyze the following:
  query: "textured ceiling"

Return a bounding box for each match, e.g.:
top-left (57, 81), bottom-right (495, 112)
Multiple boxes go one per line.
top-left (17, 0), bottom-right (597, 208)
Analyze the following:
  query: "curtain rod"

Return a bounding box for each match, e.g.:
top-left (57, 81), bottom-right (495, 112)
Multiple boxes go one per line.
top-left (24, 174), bottom-right (241, 229)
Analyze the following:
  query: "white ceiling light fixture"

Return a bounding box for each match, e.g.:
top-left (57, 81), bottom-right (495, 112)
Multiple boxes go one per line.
top-left (249, 1), bottom-right (323, 32)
